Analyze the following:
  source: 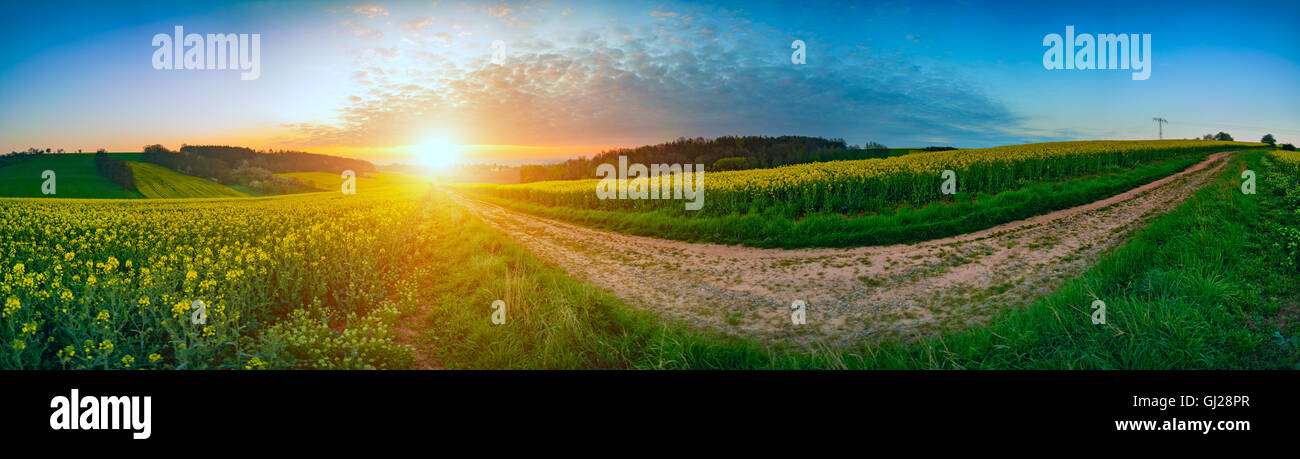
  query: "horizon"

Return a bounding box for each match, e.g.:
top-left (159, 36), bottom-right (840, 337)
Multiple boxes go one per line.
top-left (2, 0), bottom-right (1298, 166)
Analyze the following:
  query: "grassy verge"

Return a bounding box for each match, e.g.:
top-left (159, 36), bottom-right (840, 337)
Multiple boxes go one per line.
top-left (402, 191), bottom-right (779, 369)
top-left (463, 153), bottom-right (1209, 248)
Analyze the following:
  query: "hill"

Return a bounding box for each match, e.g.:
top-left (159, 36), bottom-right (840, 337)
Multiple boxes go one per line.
top-left (128, 162), bottom-right (250, 198)
top-left (0, 154), bottom-right (143, 198)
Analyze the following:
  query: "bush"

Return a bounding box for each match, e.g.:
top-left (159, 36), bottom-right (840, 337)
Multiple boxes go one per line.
top-left (711, 157), bottom-right (751, 171)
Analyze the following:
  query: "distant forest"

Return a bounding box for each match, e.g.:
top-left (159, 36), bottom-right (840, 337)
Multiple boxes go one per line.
top-left (518, 136), bottom-right (889, 183)
top-left (142, 144), bottom-right (376, 194)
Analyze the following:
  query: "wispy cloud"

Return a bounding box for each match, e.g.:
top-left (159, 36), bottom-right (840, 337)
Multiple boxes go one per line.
top-left (287, 7), bottom-right (1021, 150)
top-left (339, 18), bottom-right (383, 39)
top-left (353, 3), bottom-right (389, 18)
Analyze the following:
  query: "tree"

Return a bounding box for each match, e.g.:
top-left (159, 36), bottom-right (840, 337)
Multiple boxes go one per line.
top-left (1262, 134), bottom-right (1276, 145)
top-left (1213, 132), bottom-right (1234, 141)
top-left (96, 148), bottom-right (107, 154)
top-left (94, 151), bottom-right (136, 191)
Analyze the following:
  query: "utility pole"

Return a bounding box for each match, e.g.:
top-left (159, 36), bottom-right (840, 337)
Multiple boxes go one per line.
top-left (1152, 117), bottom-right (1168, 140)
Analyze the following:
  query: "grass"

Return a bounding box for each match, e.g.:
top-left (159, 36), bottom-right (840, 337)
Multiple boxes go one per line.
top-left (461, 153), bottom-right (1210, 248)
top-left (400, 191), bottom-right (779, 369)
top-left (128, 162), bottom-right (249, 198)
top-left (407, 149), bottom-right (1299, 369)
top-left (0, 154), bottom-right (143, 198)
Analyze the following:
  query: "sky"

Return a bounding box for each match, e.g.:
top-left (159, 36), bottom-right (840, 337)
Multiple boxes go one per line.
top-left (1, 0), bottom-right (1298, 165)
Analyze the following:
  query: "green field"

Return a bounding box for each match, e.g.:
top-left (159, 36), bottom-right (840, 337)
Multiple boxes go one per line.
top-left (0, 154), bottom-right (143, 198)
top-left (129, 162), bottom-right (249, 198)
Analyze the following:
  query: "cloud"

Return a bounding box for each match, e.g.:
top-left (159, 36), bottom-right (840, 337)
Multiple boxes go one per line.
top-left (289, 6), bottom-right (1021, 149)
top-left (353, 4), bottom-right (389, 18)
top-left (486, 7), bottom-right (514, 18)
top-left (340, 19), bottom-right (383, 39)
top-left (405, 17), bottom-right (435, 30)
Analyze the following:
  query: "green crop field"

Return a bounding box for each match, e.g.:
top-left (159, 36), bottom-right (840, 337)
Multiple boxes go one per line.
top-left (129, 162), bottom-right (249, 198)
top-left (0, 154), bottom-right (143, 199)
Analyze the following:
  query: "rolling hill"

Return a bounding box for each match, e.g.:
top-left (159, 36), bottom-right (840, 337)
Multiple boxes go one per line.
top-left (128, 162), bottom-right (249, 198)
top-left (0, 154), bottom-right (143, 198)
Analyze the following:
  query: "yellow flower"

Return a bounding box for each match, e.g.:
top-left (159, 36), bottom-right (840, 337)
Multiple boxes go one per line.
top-left (2, 297), bottom-right (19, 317)
top-left (148, 353), bottom-right (162, 363)
top-left (170, 301), bottom-right (190, 319)
top-left (245, 357), bottom-right (267, 370)
top-left (120, 355), bottom-right (135, 368)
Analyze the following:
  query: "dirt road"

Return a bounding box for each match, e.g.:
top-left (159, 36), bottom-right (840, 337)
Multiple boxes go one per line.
top-left (449, 151), bottom-right (1234, 346)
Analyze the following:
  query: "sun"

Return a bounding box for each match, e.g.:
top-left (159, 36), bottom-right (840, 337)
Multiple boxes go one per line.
top-left (417, 138), bottom-right (462, 169)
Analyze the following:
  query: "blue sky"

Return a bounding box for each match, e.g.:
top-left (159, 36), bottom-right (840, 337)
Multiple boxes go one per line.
top-left (1, 0), bottom-right (1297, 164)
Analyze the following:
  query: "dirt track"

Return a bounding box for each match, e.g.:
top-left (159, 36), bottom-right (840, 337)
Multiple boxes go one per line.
top-left (448, 151), bottom-right (1235, 346)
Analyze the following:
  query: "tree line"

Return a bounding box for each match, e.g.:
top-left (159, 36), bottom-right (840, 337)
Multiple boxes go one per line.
top-left (94, 150), bottom-right (136, 191)
top-left (518, 136), bottom-right (891, 183)
top-left (1199, 132), bottom-right (1294, 150)
top-left (143, 145), bottom-right (236, 183)
top-left (141, 144), bottom-right (377, 192)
